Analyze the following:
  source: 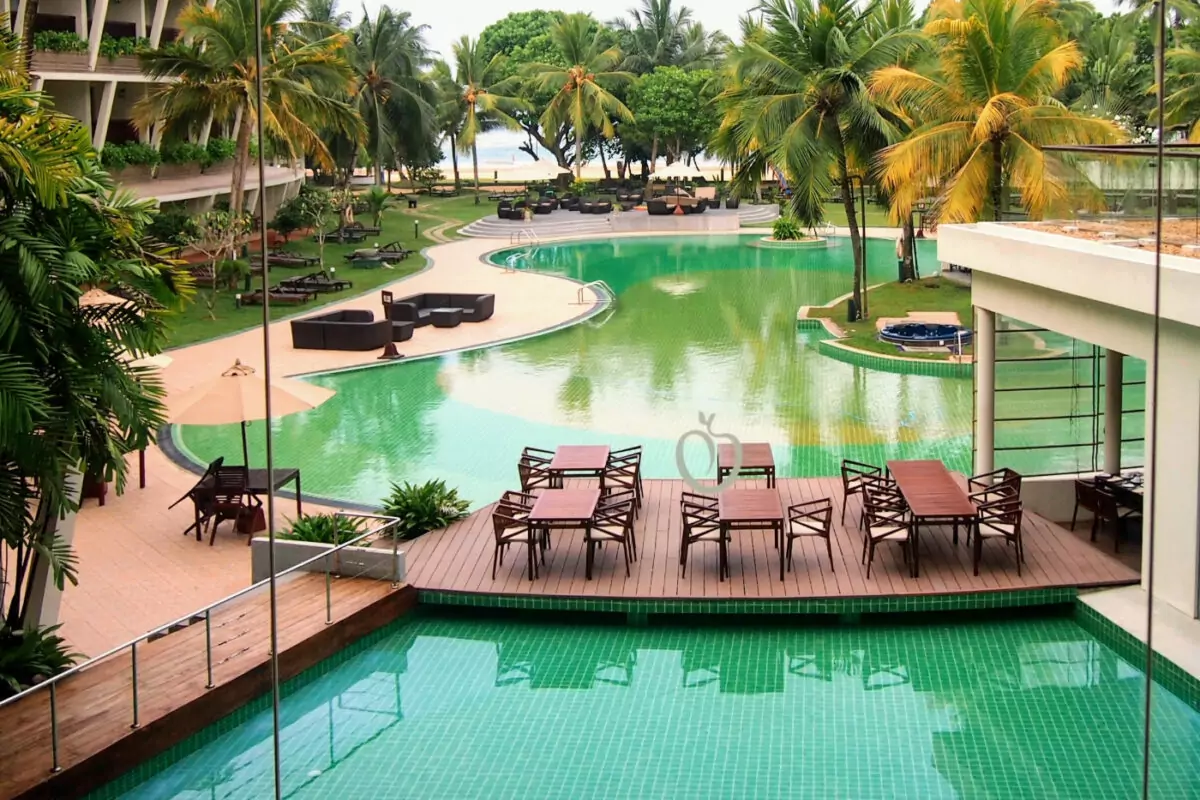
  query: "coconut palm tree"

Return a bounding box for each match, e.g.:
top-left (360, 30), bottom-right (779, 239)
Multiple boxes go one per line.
top-left (348, 7), bottom-right (436, 183)
top-left (431, 60), bottom-right (466, 188)
top-left (714, 0), bottom-right (921, 315)
top-left (451, 35), bottom-right (526, 194)
top-left (136, 0), bottom-right (364, 214)
top-left (874, 0), bottom-right (1124, 223)
top-left (528, 14), bottom-right (634, 180)
top-left (1164, 45), bottom-right (1200, 139)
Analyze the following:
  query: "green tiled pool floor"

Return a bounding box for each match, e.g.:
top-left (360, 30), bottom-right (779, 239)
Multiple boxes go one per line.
top-left (107, 615), bottom-right (1200, 799)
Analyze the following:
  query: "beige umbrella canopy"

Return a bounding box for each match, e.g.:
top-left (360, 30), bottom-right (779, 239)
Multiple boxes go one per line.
top-left (79, 287), bottom-right (134, 308)
top-left (167, 360), bottom-right (335, 465)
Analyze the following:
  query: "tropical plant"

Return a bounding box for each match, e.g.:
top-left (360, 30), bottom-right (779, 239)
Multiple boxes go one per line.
top-left (136, 0), bottom-right (364, 214)
top-left (0, 24), bottom-right (188, 631)
top-left (148, 203), bottom-right (195, 247)
top-left (714, 0), bottom-right (921, 317)
top-left (874, 0), bottom-right (1124, 223)
top-left (772, 215), bottom-right (804, 240)
top-left (0, 625), bottom-right (80, 699)
top-left (611, 0), bottom-right (728, 72)
top-left (430, 60), bottom-right (466, 188)
top-left (186, 210), bottom-right (252, 317)
top-left (280, 513), bottom-right (365, 544)
top-left (528, 13), bottom-right (635, 179)
top-left (205, 136), bottom-right (236, 164)
top-left (98, 35), bottom-right (150, 59)
top-left (31, 30), bottom-right (87, 52)
top-left (379, 479), bottom-right (469, 540)
top-left (160, 140), bottom-right (207, 166)
top-left (1164, 44), bottom-right (1200, 139)
top-left (626, 65), bottom-right (717, 165)
top-left (347, 7), bottom-right (436, 182)
top-left (295, 187), bottom-right (338, 266)
top-left (359, 185), bottom-right (395, 228)
top-left (452, 35), bottom-right (527, 193)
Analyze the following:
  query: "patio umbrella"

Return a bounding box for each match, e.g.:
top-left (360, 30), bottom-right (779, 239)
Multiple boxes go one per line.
top-left (79, 288), bottom-right (133, 308)
top-left (166, 360), bottom-right (335, 466)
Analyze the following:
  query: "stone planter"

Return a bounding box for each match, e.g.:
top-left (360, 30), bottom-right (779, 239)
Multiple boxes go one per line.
top-left (250, 537), bottom-right (405, 583)
top-left (30, 51), bottom-right (90, 72)
top-left (201, 159), bottom-right (233, 175)
top-left (98, 54), bottom-right (142, 74)
top-left (156, 162), bottom-right (203, 180)
top-left (110, 165), bottom-right (154, 184)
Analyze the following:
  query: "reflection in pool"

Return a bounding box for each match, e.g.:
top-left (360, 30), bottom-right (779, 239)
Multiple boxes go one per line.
top-left (114, 615), bottom-right (1200, 799)
top-left (173, 235), bottom-right (1137, 509)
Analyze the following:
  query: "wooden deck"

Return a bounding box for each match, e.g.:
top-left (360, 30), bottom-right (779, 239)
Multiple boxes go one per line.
top-left (0, 574), bottom-right (414, 800)
top-left (404, 478), bottom-right (1140, 601)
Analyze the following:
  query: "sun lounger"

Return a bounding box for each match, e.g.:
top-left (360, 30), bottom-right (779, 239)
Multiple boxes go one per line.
top-left (267, 250), bottom-right (319, 267)
top-left (235, 288), bottom-right (316, 308)
top-left (279, 272), bottom-right (353, 293)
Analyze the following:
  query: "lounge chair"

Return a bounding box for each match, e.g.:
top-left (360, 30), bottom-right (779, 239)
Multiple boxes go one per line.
top-left (267, 249), bottom-right (319, 267)
top-left (279, 272), bottom-right (353, 293)
top-left (235, 287), bottom-right (316, 308)
top-left (314, 227), bottom-right (366, 244)
top-left (646, 199), bottom-right (671, 216)
top-left (168, 457), bottom-right (224, 540)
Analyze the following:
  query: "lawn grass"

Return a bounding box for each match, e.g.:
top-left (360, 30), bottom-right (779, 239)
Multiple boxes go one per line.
top-left (741, 200), bottom-right (895, 229)
top-left (163, 193), bottom-right (494, 349)
top-left (809, 276), bottom-right (974, 360)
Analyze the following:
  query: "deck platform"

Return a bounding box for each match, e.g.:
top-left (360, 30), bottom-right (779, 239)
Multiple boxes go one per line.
top-left (404, 478), bottom-right (1139, 606)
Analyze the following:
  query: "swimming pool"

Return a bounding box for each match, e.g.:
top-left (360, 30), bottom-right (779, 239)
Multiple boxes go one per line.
top-left (108, 613), bottom-right (1200, 799)
top-left (172, 235), bottom-right (1139, 509)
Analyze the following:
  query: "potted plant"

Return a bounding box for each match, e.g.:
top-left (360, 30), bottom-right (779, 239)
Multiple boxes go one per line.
top-left (30, 31), bottom-right (88, 71)
top-left (157, 141), bottom-right (206, 179)
top-left (203, 137), bottom-right (236, 173)
top-left (380, 479), bottom-right (469, 541)
top-left (249, 513), bottom-right (406, 582)
top-left (102, 142), bottom-right (161, 183)
top-left (97, 34), bottom-right (149, 73)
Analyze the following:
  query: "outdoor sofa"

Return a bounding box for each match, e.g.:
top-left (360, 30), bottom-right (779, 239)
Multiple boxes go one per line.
top-left (290, 309), bottom-right (393, 351)
top-left (382, 291), bottom-right (495, 328)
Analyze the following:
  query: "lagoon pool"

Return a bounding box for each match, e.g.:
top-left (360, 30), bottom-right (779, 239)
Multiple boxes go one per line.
top-left (109, 614), bottom-right (1200, 799)
top-left (174, 235), bottom-right (1137, 509)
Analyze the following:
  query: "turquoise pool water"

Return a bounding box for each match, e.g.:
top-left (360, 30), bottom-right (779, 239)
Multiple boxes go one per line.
top-left (173, 234), bottom-right (1140, 510)
top-left (110, 614), bottom-right (1200, 799)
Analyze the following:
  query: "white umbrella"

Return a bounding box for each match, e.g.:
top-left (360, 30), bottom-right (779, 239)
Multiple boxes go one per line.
top-left (167, 360), bottom-right (335, 466)
top-left (651, 162), bottom-right (706, 180)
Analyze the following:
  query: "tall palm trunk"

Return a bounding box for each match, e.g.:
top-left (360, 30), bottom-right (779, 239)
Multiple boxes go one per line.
top-left (575, 129), bottom-right (583, 180)
top-left (598, 144), bottom-right (609, 180)
top-left (471, 141), bottom-right (480, 195)
top-left (991, 138), bottom-right (1004, 222)
top-left (450, 133), bottom-right (461, 188)
top-left (229, 101), bottom-right (253, 215)
top-left (838, 156), bottom-right (865, 320)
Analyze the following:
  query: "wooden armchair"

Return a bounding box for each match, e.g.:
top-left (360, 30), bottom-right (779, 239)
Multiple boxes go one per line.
top-left (168, 457), bottom-right (224, 541)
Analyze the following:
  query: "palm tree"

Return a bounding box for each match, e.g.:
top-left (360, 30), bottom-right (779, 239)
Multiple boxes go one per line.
top-left (348, 8), bottom-right (436, 184)
top-left (529, 14), bottom-right (634, 180)
top-left (612, 0), bottom-right (693, 72)
top-left (300, 0), bottom-right (349, 30)
top-left (714, 0), bottom-right (921, 315)
top-left (873, 0), bottom-right (1124, 224)
top-left (431, 60), bottom-right (466, 188)
top-left (1164, 45), bottom-right (1200, 139)
top-left (450, 36), bottom-right (526, 194)
top-left (136, 0), bottom-right (364, 214)
top-left (1071, 18), bottom-right (1149, 121)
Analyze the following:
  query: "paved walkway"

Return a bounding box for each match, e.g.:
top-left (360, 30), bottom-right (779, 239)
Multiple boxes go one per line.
top-left (60, 238), bottom-right (601, 656)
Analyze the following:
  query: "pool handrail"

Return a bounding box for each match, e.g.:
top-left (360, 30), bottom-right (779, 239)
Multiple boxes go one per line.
top-left (0, 511), bottom-right (401, 775)
top-left (577, 279), bottom-right (615, 306)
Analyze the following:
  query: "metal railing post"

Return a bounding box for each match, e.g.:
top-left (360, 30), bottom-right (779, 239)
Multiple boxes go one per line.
top-left (130, 642), bottom-right (140, 729)
top-left (205, 609), bottom-right (215, 689)
top-left (49, 682), bottom-right (61, 772)
top-left (324, 552), bottom-right (333, 625)
top-left (391, 531), bottom-right (400, 587)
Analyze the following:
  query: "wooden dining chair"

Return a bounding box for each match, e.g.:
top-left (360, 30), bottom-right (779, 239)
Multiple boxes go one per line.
top-left (680, 498), bottom-right (727, 579)
top-left (602, 457), bottom-right (641, 516)
top-left (208, 466), bottom-right (261, 546)
top-left (840, 459), bottom-right (882, 524)
top-left (1092, 484), bottom-right (1141, 553)
top-left (610, 446), bottom-right (644, 502)
top-left (785, 498), bottom-right (834, 576)
top-left (492, 506), bottom-right (541, 581)
top-left (862, 491), bottom-right (913, 578)
top-left (857, 474), bottom-right (904, 530)
top-left (588, 494), bottom-right (637, 577)
top-left (518, 457), bottom-right (555, 494)
top-left (168, 456), bottom-right (224, 540)
top-left (521, 446), bottom-right (556, 465)
top-left (973, 496), bottom-right (1024, 575)
top-left (968, 467), bottom-right (1022, 497)
top-left (598, 490), bottom-right (638, 559)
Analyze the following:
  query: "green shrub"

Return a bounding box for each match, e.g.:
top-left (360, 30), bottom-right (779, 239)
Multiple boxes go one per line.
top-left (571, 179), bottom-right (593, 197)
top-left (0, 625), bottom-right (80, 699)
top-left (214, 259), bottom-right (249, 290)
top-left (772, 215), bottom-right (804, 241)
top-left (380, 479), bottom-right (469, 540)
top-left (160, 141), bottom-right (207, 166)
top-left (148, 203), bottom-right (194, 246)
top-left (205, 137), bottom-right (236, 165)
top-left (98, 35), bottom-right (150, 58)
top-left (123, 142), bottom-right (160, 167)
top-left (100, 144), bottom-right (128, 171)
top-left (280, 513), bottom-right (365, 544)
top-left (32, 31), bottom-right (87, 53)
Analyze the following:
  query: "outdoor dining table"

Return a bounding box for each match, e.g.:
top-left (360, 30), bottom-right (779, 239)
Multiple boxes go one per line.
top-left (887, 460), bottom-right (977, 578)
top-left (548, 445), bottom-right (611, 487)
top-left (718, 443), bottom-right (776, 488)
top-left (718, 488), bottom-right (785, 581)
top-left (200, 468), bottom-right (302, 516)
top-left (528, 488), bottom-right (602, 579)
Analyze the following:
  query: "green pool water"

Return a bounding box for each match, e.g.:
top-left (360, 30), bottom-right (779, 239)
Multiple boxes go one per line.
top-left (109, 614), bottom-right (1200, 799)
top-left (173, 234), bottom-right (1140, 510)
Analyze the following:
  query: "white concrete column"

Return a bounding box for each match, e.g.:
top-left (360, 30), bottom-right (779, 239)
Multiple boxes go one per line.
top-left (12, 0), bottom-right (24, 36)
top-left (87, 0), bottom-right (111, 71)
top-left (135, 0), bottom-right (146, 37)
top-left (974, 306), bottom-right (996, 476)
top-left (78, 0), bottom-right (89, 38)
top-left (198, 111), bottom-right (215, 146)
top-left (1104, 349), bottom-right (1124, 475)
top-left (148, 0), bottom-right (169, 47)
top-left (245, 187), bottom-right (260, 217)
top-left (91, 80), bottom-right (117, 150)
top-left (31, 75), bottom-right (45, 93)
